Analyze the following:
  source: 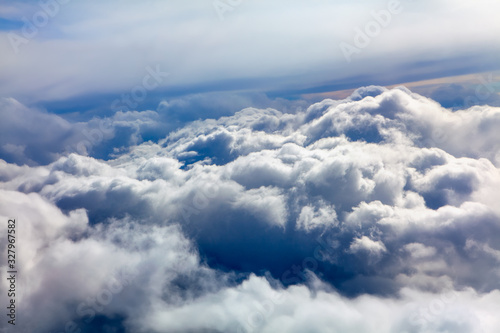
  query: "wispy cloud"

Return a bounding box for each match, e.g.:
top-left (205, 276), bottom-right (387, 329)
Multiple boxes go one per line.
top-left (1, 0), bottom-right (499, 106)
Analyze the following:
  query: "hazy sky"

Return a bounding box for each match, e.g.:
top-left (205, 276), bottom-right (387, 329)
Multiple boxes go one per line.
top-left (1, 0), bottom-right (499, 110)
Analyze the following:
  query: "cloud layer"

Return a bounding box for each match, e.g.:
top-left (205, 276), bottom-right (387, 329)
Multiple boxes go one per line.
top-left (1, 87), bottom-right (500, 332)
top-left (1, 0), bottom-right (499, 105)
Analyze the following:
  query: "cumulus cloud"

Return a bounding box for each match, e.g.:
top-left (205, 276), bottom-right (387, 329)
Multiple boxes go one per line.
top-left (349, 236), bottom-right (387, 255)
top-left (1, 87), bottom-right (500, 332)
top-left (0, 97), bottom-right (165, 165)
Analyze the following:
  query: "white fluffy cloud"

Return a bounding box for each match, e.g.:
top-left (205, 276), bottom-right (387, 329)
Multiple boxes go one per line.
top-left (1, 87), bottom-right (500, 332)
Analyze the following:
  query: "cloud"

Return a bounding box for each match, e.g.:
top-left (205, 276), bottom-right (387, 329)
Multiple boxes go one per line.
top-left (1, 87), bottom-right (500, 331)
top-left (0, 97), bottom-right (165, 165)
top-left (136, 275), bottom-right (500, 333)
top-left (349, 236), bottom-right (387, 255)
top-left (0, 97), bottom-right (77, 165)
top-left (1, 0), bottom-right (499, 105)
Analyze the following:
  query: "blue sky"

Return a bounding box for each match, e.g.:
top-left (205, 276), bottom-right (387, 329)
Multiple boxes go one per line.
top-left (1, 1), bottom-right (500, 333)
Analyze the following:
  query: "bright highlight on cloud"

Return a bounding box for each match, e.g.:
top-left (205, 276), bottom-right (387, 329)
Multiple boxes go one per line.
top-left (1, 87), bottom-right (500, 332)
